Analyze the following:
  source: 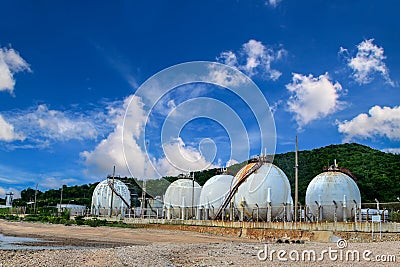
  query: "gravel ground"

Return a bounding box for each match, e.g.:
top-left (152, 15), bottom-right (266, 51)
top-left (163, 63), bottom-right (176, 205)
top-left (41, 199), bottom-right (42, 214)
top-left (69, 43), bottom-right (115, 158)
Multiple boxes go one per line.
top-left (0, 241), bottom-right (399, 266)
top-left (0, 220), bottom-right (399, 266)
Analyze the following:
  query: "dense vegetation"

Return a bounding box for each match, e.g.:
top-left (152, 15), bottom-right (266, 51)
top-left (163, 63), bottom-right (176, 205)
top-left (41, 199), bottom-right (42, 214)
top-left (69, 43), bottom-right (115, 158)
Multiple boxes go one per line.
top-left (0, 208), bottom-right (143, 227)
top-left (272, 143), bottom-right (400, 204)
top-left (11, 143), bottom-right (400, 210)
top-left (15, 184), bottom-right (98, 209)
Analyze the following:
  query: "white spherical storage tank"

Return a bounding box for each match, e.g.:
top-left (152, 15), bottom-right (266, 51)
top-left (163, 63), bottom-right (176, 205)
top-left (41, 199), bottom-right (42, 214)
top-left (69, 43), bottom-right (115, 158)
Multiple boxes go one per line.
top-left (91, 179), bottom-right (131, 216)
top-left (305, 170), bottom-right (361, 222)
top-left (234, 162), bottom-right (292, 221)
top-left (163, 179), bottom-right (201, 219)
top-left (199, 174), bottom-right (234, 219)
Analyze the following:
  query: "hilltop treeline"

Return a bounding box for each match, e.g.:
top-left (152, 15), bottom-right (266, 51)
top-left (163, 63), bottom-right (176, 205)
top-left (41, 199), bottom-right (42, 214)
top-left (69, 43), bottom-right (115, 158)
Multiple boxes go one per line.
top-left (14, 143), bottom-right (400, 208)
top-left (272, 143), bottom-right (400, 204)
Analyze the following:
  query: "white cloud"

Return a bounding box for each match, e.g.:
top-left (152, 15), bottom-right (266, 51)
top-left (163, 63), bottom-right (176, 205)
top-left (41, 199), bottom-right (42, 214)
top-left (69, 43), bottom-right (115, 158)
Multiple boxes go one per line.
top-left (0, 187), bottom-right (20, 198)
top-left (206, 63), bottom-right (247, 87)
top-left (338, 106), bottom-right (400, 142)
top-left (81, 94), bottom-right (221, 178)
top-left (81, 95), bottom-right (147, 177)
top-left (2, 104), bottom-right (108, 147)
top-left (346, 39), bottom-right (394, 86)
top-left (0, 162), bottom-right (83, 193)
top-left (218, 51), bottom-right (237, 66)
top-left (218, 39), bottom-right (286, 80)
top-left (0, 114), bottom-right (25, 142)
top-left (0, 47), bottom-right (31, 95)
top-left (266, 0), bottom-right (282, 8)
top-left (382, 148), bottom-right (400, 154)
top-left (269, 100), bottom-right (282, 115)
top-left (286, 73), bottom-right (344, 129)
top-left (338, 46), bottom-right (349, 57)
top-left (157, 137), bottom-right (218, 176)
top-left (29, 104), bottom-right (99, 141)
top-left (40, 177), bottom-right (78, 189)
top-left (226, 159), bottom-right (238, 167)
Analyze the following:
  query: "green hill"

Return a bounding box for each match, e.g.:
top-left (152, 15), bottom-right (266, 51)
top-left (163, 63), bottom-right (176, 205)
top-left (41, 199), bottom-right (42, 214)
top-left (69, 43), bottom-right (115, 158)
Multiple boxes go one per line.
top-left (17, 143), bottom-right (400, 208)
top-left (271, 143), bottom-right (400, 204)
top-left (157, 142), bottom-right (400, 204)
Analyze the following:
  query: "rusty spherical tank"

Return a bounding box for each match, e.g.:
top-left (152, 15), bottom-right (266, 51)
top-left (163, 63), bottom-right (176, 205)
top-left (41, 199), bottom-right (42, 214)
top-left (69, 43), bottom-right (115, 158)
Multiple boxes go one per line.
top-left (305, 171), bottom-right (361, 222)
top-left (234, 162), bottom-right (292, 220)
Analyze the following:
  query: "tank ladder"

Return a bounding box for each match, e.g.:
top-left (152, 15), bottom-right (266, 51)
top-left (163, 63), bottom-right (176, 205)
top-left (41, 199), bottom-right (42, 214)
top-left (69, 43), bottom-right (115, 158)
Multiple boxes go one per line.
top-left (213, 160), bottom-right (263, 220)
top-left (107, 179), bottom-right (132, 210)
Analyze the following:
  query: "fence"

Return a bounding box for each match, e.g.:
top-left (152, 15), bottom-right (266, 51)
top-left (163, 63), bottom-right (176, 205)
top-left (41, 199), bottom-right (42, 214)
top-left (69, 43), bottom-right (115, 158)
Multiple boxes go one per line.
top-left (3, 201), bottom-right (399, 223)
top-left (87, 202), bottom-right (400, 224)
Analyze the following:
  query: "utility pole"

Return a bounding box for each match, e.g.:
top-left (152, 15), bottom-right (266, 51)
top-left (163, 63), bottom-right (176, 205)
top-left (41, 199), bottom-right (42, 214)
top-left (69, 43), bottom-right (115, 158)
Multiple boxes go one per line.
top-left (140, 180), bottom-right (147, 219)
top-left (191, 171), bottom-right (195, 219)
top-left (34, 183), bottom-right (38, 215)
top-left (141, 141), bottom-right (149, 219)
top-left (109, 166), bottom-right (115, 217)
top-left (59, 184), bottom-right (64, 215)
top-left (294, 136), bottom-right (299, 223)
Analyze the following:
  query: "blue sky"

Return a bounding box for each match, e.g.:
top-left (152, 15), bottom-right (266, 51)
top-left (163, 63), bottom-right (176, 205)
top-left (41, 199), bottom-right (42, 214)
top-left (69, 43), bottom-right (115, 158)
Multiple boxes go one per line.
top-left (0, 0), bottom-right (399, 196)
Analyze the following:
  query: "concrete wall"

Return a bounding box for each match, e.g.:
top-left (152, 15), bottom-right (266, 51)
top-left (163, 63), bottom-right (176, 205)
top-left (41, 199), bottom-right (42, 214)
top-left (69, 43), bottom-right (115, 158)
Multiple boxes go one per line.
top-left (94, 217), bottom-right (399, 242)
top-left (119, 218), bottom-right (400, 233)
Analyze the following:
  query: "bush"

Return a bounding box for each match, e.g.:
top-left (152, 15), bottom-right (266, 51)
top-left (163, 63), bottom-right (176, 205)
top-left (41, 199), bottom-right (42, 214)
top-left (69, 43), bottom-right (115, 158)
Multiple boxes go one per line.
top-left (74, 215), bottom-right (85, 225)
top-left (390, 212), bottom-right (400, 222)
top-left (0, 208), bottom-right (11, 214)
top-left (24, 215), bottom-right (41, 222)
top-left (85, 218), bottom-right (107, 227)
top-left (0, 214), bottom-right (19, 221)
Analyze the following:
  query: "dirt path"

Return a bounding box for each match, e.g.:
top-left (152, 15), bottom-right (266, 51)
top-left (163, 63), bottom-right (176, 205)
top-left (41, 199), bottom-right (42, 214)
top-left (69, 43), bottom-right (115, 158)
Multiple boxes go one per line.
top-left (0, 220), bottom-right (255, 247)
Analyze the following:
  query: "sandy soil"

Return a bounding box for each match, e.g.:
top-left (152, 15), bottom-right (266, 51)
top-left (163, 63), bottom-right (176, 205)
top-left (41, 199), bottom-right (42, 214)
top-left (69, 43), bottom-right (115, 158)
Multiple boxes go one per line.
top-left (0, 220), bottom-right (251, 246)
top-left (0, 220), bottom-right (399, 267)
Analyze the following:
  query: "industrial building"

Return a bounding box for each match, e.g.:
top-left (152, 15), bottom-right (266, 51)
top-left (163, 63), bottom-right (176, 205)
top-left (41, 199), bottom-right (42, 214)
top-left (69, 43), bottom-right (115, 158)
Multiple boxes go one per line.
top-left (158, 157), bottom-right (293, 222)
top-left (0, 192), bottom-right (13, 208)
top-left (88, 157), bottom-right (371, 224)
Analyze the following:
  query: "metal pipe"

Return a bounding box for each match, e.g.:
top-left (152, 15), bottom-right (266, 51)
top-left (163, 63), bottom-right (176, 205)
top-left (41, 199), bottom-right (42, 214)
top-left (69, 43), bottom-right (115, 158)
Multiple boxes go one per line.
top-left (192, 172), bottom-right (195, 219)
top-left (333, 200), bottom-right (337, 223)
top-left (343, 195), bottom-right (347, 222)
top-left (294, 136), bottom-right (299, 222)
top-left (109, 166), bottom-right (115, 217)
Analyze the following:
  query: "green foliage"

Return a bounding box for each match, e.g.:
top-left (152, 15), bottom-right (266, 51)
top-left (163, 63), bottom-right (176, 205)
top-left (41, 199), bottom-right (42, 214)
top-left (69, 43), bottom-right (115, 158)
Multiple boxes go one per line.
top-left (390, 212), bottom-right (400, 222)
top-left (22, 214), bottom-right (69, 224)
top-left (11, 143), bottom-right (399, 210)
top-left (18, 182), bottom-right (99, 211)
top-left (74, 215), bottom-right (85, 225)
top-left (73, 217), bottom-right (137, 228)
top-left (269, 143), bottom-right (400, 204)
top-left (12, 199), bottom-right (27, 207)
top-left (226, 161), bottom-right (248, 177)
top-left (23, 215), bottom-right (42, 222)
top-left (144, 178), bottom-right (170, 197)
top-left (193, 169), bottom-right (221, 186)
top-left (20, 187), bottom-right (42, 202)
top-left (84, 218), bottom-right (108, 227)
top-left (0, 208), bottom-right (10, 214)
top-left (0, 214), bottom-right (19, 221)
